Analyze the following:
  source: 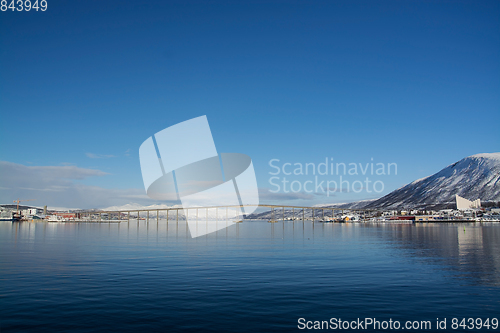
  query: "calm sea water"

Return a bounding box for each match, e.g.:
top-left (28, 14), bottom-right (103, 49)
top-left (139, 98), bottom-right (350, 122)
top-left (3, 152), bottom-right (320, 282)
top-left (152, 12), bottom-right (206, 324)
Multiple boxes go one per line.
top-left (1, 220), bottom-right (499, 332)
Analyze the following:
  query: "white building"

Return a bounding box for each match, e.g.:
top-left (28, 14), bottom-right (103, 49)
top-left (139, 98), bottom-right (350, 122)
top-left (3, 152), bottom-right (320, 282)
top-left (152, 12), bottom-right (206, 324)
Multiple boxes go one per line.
top-left (456, 195), bottom-right (481, 210)
top-left (21, 208), bottom-right (39, 216)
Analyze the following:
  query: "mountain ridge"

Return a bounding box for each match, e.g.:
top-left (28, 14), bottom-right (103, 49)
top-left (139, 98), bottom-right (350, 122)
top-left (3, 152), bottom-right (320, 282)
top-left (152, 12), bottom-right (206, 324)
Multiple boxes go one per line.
top-left (361, 152), bottom-right (500, 210)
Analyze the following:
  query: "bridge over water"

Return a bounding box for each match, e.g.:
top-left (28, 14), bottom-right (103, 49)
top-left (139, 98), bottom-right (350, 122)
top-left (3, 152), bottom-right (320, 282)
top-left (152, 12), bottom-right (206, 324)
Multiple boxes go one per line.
top-left (77, 204), bottom-right (376, 223)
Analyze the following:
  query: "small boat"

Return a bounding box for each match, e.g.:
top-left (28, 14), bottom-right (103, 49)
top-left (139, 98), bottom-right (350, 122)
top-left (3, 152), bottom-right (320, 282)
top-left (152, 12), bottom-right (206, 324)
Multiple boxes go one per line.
top-left (47, 215), bottom-right (67, 222)
top-left (3, 212), bottom-right (23, 222)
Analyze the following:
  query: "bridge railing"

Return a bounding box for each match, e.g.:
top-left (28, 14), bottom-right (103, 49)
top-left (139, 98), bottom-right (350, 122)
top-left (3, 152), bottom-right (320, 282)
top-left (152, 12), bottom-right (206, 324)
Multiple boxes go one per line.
top-left (75, 204), bottom-right (378, 223)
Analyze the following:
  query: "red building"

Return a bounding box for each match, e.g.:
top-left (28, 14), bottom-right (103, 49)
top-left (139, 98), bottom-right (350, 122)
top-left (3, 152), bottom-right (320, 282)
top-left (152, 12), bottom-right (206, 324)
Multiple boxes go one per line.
top-left (54, 212), bottom-right (81, 219)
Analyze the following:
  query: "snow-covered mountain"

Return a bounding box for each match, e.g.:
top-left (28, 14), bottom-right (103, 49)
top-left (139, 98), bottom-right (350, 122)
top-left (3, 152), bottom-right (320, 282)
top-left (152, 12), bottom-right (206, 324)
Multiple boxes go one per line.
top-left (89, 153), bottom-right (500, 218)
top-left (321, 199), bottom-right (378, 210)
top-left (363, 153), bottom-right (500, 209)
top-left (249, 152), bottom-right (500, 218)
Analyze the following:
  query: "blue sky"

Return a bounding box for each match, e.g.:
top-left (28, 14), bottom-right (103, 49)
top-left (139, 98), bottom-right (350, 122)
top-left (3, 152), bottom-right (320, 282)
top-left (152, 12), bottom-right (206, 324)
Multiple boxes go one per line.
top-left (1, 0), bottom-right (499, 209)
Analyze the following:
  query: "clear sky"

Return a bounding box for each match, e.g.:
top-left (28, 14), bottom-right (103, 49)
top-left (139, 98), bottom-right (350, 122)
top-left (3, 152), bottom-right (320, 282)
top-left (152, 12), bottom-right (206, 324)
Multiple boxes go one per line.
top-left (1, 0), bottom-right (499, 209)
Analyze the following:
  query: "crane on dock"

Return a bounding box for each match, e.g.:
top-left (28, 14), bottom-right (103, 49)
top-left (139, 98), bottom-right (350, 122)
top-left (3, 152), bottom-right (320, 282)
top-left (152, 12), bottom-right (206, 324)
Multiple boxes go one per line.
top-left (13, 199), bottom-right (36, 216)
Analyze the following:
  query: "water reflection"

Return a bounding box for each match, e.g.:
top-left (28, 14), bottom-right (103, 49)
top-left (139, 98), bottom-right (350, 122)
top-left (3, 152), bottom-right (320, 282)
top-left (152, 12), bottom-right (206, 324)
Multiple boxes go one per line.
top-left (366, 222), bottom-right (500, 286)
top-left (1, 220), bottom-right (500, 332)
top-left (2, 220), bottom-right (500, 287)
